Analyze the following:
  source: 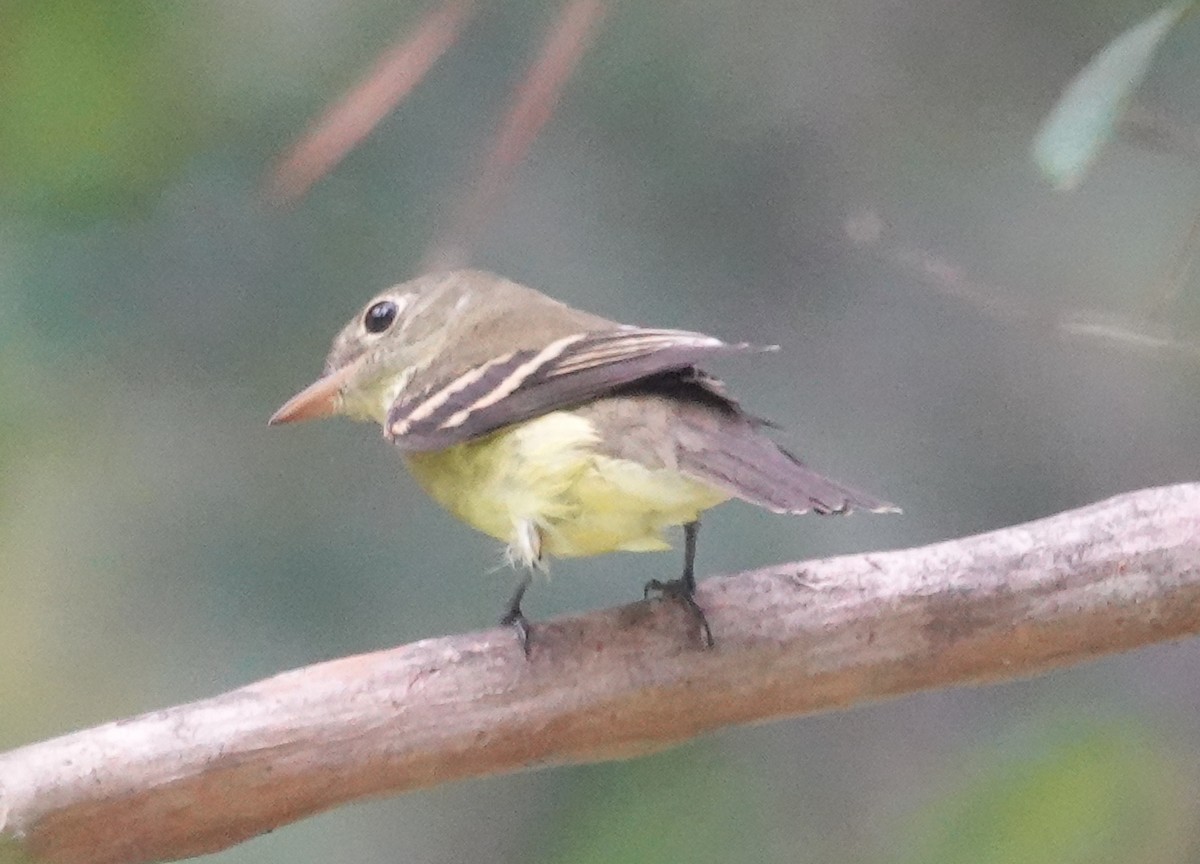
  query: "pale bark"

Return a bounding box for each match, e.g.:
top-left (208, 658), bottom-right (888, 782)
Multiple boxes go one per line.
top-left (2, 483), bottom-right (1198, 864)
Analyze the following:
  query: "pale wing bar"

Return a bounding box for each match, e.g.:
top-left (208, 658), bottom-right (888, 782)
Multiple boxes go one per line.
top-left (387, 328), bottom-right (766, 450)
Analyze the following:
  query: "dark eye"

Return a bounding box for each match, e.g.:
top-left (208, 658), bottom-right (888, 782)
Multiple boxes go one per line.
top-left (364, 300), bottom-right (398, 334)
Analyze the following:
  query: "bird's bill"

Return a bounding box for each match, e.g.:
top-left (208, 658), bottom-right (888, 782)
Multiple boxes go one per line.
top-left (268, 361), bottom-right (360, 425)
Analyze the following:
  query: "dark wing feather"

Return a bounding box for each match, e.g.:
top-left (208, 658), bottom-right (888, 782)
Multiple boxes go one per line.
top-left (387, 328), bottom-right (769, 450)
top-left (665, 396), bottom-right (898, 515)
top-left (677, 426), bottom-right (898, 515)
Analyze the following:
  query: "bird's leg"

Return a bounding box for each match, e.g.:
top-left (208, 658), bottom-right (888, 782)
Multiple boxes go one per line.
top-left (682, 517), bottom-right (699, 594)
top-left (500, 571), bottom-right (533, 656)
top-left (644, 520), bottom-right (714, 648)
top-left (501, 520), bottom-right (544, 655)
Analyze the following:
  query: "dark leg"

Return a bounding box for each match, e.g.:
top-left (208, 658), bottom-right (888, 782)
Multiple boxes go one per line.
top-left (682, 519), bottom-right (699, 594)
top-left (500, 571), bottom-right (533, 656)
top-left (644, 521), bottom-right (714, 648)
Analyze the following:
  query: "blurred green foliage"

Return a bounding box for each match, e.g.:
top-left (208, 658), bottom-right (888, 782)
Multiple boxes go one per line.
top-left (902, 719), bottom-right (1190, 864)
top-left (544, 746), bottom-right (767, 864)
top-left (0, 1), bottom-right (202, 218)
top-left (0, 837), bottom-right (41, 864)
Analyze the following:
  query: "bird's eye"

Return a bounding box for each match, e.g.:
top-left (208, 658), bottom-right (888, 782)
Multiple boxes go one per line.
top-left (364, 300), bottom-right (398, 334)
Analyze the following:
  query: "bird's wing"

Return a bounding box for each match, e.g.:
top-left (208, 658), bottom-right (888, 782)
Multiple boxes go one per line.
top-left (386, 328), bottom-right (768, 450)
top-left (677, 425), bottom-right (899, 515)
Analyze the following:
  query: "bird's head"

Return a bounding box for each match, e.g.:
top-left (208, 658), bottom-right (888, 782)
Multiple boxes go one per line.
top-left (269, 273), bottom-right (470, 426)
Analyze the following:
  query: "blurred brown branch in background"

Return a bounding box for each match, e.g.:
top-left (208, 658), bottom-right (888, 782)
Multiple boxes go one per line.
top-left (264, 0), bottom-right (605, 275)
top-left (265, 0), bottom-right (477, 205)
top-left (1113, 106), bottom-right (1200, 320)
top-left (1120, 104), bottom-right (1200, 165)
top-left (846, 209), bottom-right (1200, 360)
top-left (422, 0), bottom-right (606, 272)
top-left (3, 483), bottom-right (1199, 864)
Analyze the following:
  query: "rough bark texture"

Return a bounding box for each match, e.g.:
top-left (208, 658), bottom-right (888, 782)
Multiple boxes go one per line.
top-left (2, 483), bottom-right (1199, 864)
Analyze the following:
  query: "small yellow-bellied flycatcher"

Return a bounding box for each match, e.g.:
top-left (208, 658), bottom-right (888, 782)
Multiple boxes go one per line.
top-left (270, 270), bottom-right (895, 646)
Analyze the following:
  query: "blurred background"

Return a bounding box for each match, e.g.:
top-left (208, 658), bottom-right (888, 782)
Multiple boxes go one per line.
top-left (3, 0), bottom-right (1200, 861)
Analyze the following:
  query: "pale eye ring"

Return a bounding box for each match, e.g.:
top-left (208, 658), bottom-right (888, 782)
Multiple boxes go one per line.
top-left (363, 300), bottom-right (398, 334)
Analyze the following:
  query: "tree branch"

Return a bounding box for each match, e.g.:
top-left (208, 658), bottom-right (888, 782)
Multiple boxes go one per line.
top-left (3, 483), bottom-right (1199, 864)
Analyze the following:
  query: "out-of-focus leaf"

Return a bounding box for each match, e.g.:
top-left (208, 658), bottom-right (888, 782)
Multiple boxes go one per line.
top-left (900, 720), bottom-right (1192, 864)
top-left (0, 837), bottom-right (41, 864)
top-left (1032, 1), bottom-right (1194, 190)
top-left (0, 1), bottom-right (203, 219)
top-left (542, 747), bottom-right (769, 864)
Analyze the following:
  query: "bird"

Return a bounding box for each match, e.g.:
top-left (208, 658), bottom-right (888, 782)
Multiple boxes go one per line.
top-left (270, 269), bottom-right (896, 648)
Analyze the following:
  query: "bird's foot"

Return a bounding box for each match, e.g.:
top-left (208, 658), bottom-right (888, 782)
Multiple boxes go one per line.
top-left (500, 606), bottom-right (532, 657)
top-left (644, 577), bottom-right (714, 648)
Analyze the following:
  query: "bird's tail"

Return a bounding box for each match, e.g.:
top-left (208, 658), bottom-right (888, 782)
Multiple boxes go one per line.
top-left (678, 422), bottom-right (897, 516)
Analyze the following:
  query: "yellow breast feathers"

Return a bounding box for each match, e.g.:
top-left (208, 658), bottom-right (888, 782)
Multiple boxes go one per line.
top-left (403, 410), bottom-right (728, 567)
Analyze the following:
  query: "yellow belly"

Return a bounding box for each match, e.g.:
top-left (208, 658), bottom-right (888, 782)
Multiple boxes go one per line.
top-left (403, 411), bottom-right (728, 566)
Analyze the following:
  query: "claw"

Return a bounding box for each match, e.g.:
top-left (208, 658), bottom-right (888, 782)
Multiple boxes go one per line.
top-left (644, 577), bottom-right (715, 648)
top-left (500, 607), bottom-right (532, 657)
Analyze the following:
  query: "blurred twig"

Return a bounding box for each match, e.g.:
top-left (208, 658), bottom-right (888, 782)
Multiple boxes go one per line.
top-left (1150, 205), bottom-right (1200, 322)
top-left (846, 209), bottom-right (1200, 360)
top-left (3, 483), bottom-right (1200, 864)
top-left (265, 0), bottom-right (476, 205)
top-left (265, 0), bottom-right (604, 273)
top-left (1118, 107), bottom-right (1200, 318)
top-left (1119, 104), bottom-right (1200, 164)
top-left (421, 0), bottom-right (606, 271)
